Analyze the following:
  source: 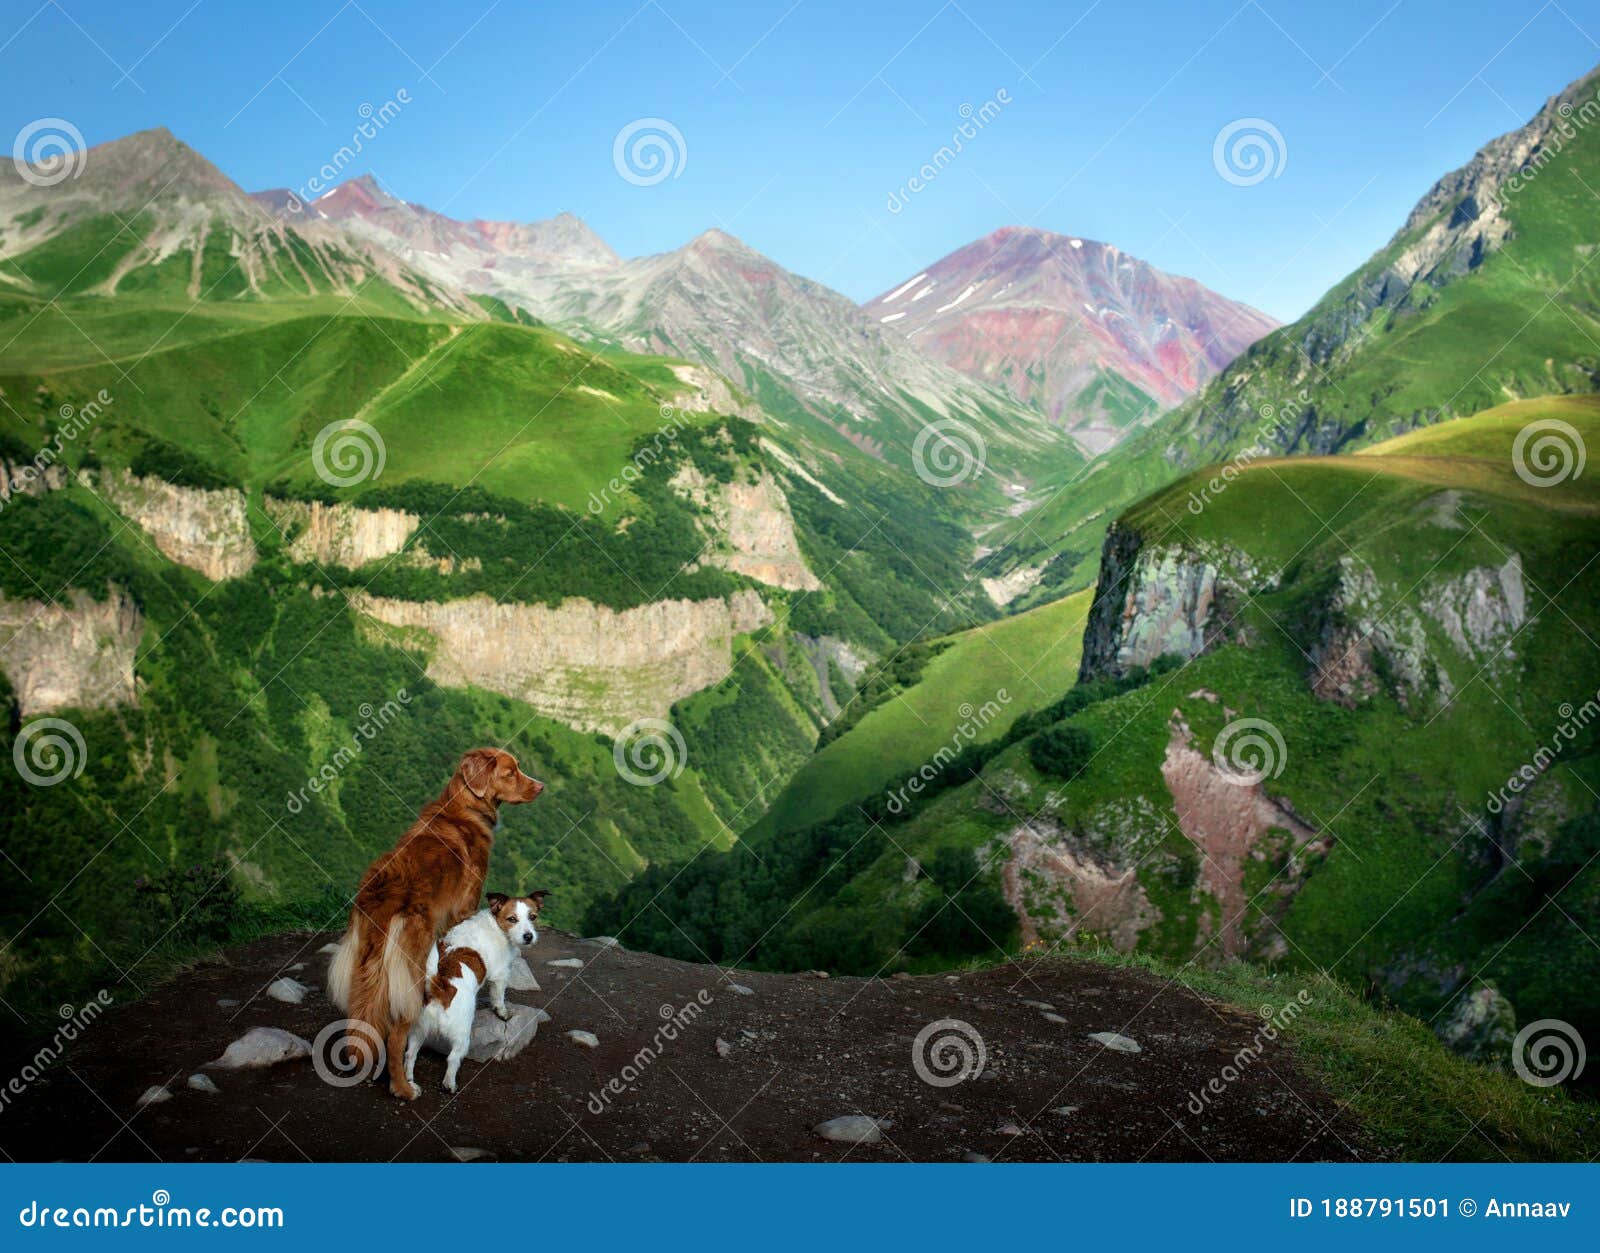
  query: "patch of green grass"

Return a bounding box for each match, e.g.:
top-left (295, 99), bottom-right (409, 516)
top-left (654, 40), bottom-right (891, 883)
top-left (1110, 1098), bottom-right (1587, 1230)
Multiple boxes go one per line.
top-left (752, 587), bottom-right (1093, 836)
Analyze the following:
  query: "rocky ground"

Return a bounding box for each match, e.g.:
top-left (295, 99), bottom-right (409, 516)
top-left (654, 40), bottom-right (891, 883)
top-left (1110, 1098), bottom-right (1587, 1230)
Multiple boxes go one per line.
top-left (0, 930), bottom-right (1369, 1162)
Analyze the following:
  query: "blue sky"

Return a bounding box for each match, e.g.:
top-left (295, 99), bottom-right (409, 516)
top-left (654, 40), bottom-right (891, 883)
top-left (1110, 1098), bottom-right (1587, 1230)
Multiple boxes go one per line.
top-left (5, 0), bottom-right (1600, 320)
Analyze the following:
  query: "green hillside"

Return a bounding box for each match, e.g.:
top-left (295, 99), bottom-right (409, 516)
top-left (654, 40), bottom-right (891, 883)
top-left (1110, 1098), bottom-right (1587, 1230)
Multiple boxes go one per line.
top-left (750, 587), bottom-right (1093, 837)
top-left (592, 401), bottom-right (1600, 1060)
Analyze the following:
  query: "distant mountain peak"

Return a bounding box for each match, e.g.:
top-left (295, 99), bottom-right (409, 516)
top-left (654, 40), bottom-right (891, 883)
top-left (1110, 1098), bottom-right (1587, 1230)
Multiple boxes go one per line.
top-left (864, 228), bottom-right (1278, 451)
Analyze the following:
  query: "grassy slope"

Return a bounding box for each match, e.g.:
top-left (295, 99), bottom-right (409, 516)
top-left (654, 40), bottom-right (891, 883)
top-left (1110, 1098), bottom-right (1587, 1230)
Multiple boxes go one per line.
top-left (751, 588), bottom-right (1093, 837)
top-left (629, 401), bottom-right (1598, 1074)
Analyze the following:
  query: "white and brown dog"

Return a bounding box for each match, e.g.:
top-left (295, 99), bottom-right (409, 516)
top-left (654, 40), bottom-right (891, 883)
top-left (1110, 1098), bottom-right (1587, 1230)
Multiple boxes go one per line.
top-left (402, 891), bottom-right (547, 1093)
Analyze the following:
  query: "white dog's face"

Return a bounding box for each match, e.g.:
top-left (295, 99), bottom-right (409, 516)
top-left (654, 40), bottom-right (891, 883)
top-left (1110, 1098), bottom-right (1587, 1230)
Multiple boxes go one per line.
top-left (485, 891), bottom-right (548, 947)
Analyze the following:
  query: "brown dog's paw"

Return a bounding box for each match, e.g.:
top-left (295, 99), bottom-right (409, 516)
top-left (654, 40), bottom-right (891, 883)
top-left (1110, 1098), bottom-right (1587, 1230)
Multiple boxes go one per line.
top-left (389, 1078), bottom-right (420, 1101)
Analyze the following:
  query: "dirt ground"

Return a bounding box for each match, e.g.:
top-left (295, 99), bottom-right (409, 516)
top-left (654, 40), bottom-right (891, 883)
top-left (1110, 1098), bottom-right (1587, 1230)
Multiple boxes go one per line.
top-left (0, 929), bottom-right (1369, 1162)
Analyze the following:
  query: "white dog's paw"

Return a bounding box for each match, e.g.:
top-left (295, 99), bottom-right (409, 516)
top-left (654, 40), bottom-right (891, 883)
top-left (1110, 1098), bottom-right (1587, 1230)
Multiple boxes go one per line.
top-left (443, 1078), bottom-right (458, 1094)
top-left (494, 1005), bottom-right (513, 1021)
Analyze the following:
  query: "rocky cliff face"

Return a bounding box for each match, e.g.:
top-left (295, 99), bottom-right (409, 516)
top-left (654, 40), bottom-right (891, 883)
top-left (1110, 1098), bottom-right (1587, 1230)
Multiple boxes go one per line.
top-left (263, 497), bottom-right (419, 568)
top-left (99, 470), bottom-right (256, 580)
top-left (672, 465), bottom-right (821, 592)
top-left (0, 590), bottom-right (143, 714)
top-left (354, 589), bottom-right (772, 735)
top-left (0, 459), bottom-right (70, 505)
top-left (1308, 552), bottom-right (1525, 711)
top-left (1077, 524), bottom-right (1260, 680)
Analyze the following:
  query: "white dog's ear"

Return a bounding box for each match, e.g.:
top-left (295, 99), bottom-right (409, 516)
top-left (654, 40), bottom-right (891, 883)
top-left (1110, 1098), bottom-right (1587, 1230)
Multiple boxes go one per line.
top-left (485, 892), bottom-right (509, 913)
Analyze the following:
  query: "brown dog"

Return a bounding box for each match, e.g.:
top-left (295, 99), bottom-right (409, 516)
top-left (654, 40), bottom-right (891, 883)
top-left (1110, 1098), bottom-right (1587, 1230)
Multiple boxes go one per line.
top-left (327, 748), bottom-right (543, 1099)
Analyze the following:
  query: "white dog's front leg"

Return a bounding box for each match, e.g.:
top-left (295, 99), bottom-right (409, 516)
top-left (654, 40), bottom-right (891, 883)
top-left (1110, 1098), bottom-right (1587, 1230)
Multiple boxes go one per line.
top-left (489, 978), bottom-right (511, 1020)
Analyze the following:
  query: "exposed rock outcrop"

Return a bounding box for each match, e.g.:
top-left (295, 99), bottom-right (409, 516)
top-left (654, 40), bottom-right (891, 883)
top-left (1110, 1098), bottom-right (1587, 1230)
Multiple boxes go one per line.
top-left (0, 589), bottom-right (143, 714)
top-left (263, 497), bottom-right (420, 568)
top-left (982, 563), bottom-right (1044, 608)
top-left (354, 589), bottom-right (772, 735)
top-left (672, 464), bottom-right (821, 591)
top-left (1435, 982), bottom-right (1517, 1067)
top-left (668, 364), bottom-right (762, 421)
top-left (1001, 817), bottom-right (1159, 951)
top-left (1159, 713), bottom-right (1329, 958)
top-left (0, 459), bottom-right (70, 505)
top-left (1308, 553), bottom-right (1525, 710)
top-left (98, 470), bottom-right (256, 580)
top-left (1078, 524), bottom-right (1260, 680)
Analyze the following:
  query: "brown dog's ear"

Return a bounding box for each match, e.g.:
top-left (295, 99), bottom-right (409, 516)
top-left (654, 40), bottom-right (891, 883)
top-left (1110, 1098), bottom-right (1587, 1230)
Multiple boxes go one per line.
top-left (459, 748), bottom-right (496, 798)
top-left (527, 890), bottom-right (550, 911)
top-left (485, 892), bottom-right (509, 914)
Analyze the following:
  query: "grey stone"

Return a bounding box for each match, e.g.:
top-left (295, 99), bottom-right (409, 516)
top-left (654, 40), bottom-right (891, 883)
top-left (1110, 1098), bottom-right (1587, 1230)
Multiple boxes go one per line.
top-left (450, 1147), bottom-right (496, 1163)
top-left (566, 1030), bottom-right (599, 1049)
top-left (1042, 1012), bottom-right (1068, 1024)
top-left (814, 1115), bottom-right (889, 1144)
top-left (186, 1074), bottom-right (220, 1094)
top-left (506, 957), bottom-right (540, 991)
top-left (546, 958), bottom-right (584, 969)
top-left (726, 982), bottom-right (754, 996)
top-left (137, 1085), bottom-right (171, 1107)
top-left (210, 1026), bottom-right (312, 1069)
top-left (1088, 1031), bottom-right (1141, 1054)
top-left (265, 977), bottom-right (310, 1005)
top-left (465, 1004), bottom-right (549, 1063)
top-left (1436, 982), bottom-right (1517, 1067)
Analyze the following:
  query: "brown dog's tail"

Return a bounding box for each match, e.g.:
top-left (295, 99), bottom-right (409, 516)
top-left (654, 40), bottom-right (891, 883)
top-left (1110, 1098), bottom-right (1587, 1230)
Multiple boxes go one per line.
top-left (334, 909), bottom-right (427, 1075)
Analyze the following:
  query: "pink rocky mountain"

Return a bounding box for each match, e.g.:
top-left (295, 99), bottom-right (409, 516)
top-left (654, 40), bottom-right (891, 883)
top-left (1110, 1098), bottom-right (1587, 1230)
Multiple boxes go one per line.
top-left (862, 227), bottom-right (1279, 451)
